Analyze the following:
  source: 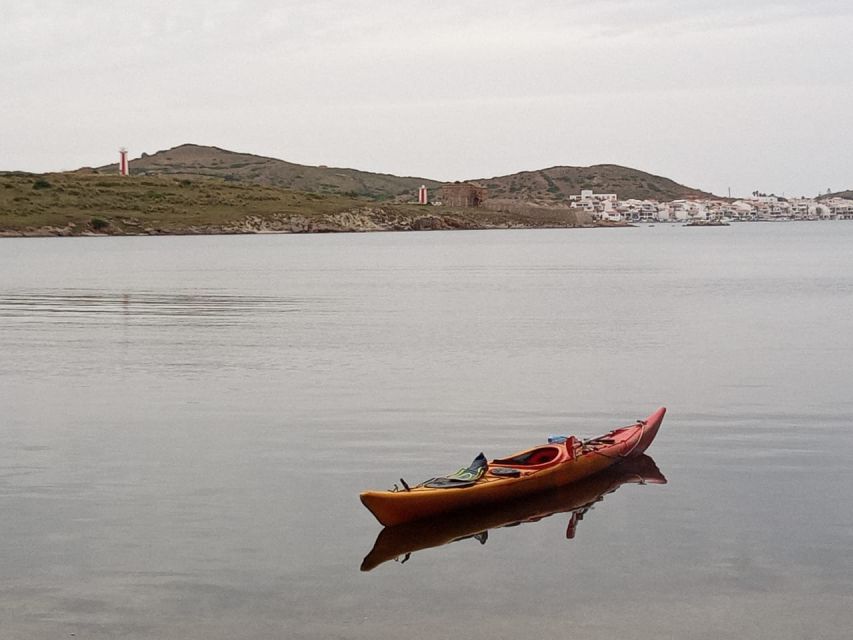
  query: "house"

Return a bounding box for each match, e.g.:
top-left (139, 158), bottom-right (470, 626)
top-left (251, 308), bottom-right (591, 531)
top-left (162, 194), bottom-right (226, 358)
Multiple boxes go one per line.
top-left (569, 189), bottom-right (618, 217)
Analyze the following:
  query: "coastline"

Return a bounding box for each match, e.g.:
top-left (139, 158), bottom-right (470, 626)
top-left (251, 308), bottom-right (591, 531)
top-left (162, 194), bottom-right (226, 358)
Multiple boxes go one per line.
top-left (1, 172), bottom-right (617, 238)
top-left (0, 213), bottom-right (621, 238)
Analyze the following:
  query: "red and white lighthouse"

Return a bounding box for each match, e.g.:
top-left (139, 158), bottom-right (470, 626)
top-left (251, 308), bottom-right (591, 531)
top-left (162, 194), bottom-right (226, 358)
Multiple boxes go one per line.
top-left (418, 185), bottom-right (428, 205)
top-left (119, 148), bottom-right (129, 176)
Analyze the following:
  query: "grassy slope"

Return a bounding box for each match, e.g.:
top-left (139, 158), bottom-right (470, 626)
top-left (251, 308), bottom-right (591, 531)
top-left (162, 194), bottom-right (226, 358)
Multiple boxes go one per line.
top-left (0, 172), bottom-right (364, 233)
top-left (99, 144), bottom-right (441, 200)
top-left (98, 145), bottom-right (711, 205)
top-left (474, 164), bottom-right (715, 203)
top-left (0, 172), bottom-right (586, 235)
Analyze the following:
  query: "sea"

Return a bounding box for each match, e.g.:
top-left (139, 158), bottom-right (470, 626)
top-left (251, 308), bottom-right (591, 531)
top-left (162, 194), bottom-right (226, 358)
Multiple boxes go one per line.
top-left (1, 222), bottom-right (852, 639)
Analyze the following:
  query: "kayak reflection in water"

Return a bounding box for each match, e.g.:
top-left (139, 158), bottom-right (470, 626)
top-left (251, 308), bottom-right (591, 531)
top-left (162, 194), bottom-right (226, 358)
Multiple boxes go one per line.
top-left (360, 408), bottom-right (666, 527)
top-left (361, 454), bottom-right (666, 572)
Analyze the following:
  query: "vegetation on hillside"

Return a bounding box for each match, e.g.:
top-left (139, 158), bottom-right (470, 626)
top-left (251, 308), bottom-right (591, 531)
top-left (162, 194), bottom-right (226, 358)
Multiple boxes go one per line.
top-left (96, 144), bottom-right (441, 201)
top-left (0, 172), bottom-right (363, 234)
top-left (475, 164), bottom-right (715, 203)
top-left (1, 145), bottom-right (709, 236)
top-left (91, 144), bottom-right (712, 205)
top-left (0, 172), bottom-right (588, 236)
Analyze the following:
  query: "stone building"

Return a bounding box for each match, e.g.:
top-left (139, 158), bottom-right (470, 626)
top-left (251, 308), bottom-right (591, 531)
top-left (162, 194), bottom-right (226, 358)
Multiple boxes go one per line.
top-left (440, 182), bottom-right (487, 207)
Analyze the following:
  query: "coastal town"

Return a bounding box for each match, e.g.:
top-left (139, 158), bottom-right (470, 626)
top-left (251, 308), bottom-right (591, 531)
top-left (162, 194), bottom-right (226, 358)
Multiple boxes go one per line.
top-left (566, 189), bottom-right (853, 223)
top-left (427, 180), bottom-right (853, 225)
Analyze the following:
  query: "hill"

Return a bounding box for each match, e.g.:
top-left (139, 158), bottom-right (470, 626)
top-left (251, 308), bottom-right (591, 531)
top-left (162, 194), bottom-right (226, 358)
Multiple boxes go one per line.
top-left (0, 172), bottom-right (589, 237)
top-left (472, 164), bottom-right (715, 204)
top-left (819, 190), bottom-right (853, 200)
top-left (96, 144), bottom-right (440, 201)
top-left (95, 145), bottom-right (713, 204)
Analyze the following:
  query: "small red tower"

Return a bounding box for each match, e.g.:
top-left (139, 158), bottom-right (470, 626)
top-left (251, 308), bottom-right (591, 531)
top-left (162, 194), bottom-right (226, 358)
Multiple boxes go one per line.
top-left (418, 185), bottom-right (428, 205)
top-left (119, 148), bottom-right (129, 176)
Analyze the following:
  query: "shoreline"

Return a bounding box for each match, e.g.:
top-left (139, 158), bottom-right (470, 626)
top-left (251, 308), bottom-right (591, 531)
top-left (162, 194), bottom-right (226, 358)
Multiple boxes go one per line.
top-left (0, 197), bottom-right (628, 238)
top-left (0, 172), bottom-right (624, 239)
top-left (0, 220), bottom-right (627, 239)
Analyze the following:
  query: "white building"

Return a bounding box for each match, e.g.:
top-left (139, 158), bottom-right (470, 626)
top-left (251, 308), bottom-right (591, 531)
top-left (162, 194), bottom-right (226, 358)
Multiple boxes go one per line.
top-left (569, 189), bottom-right (618, 217)
top-left (825, 197), bottom-right (853, 219)
top-left (618, 199), bottom-right (661, 222)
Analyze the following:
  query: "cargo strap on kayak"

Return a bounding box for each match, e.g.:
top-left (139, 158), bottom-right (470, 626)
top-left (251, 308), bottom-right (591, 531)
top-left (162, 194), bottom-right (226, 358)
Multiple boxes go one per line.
top-left (421, 452), bottom-right (488, 489)
top-left (587, 420), bottom-right (646, 459)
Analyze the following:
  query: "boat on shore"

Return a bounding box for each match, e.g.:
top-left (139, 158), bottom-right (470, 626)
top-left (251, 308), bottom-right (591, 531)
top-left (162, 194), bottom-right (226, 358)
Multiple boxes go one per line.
top-left (360, 407), bottom-right (666, 527)
top-left (361, 454), bottom-right (666, 571)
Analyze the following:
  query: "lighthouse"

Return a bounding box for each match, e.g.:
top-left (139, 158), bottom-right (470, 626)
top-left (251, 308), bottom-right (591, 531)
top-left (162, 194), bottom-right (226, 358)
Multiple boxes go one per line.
top-left (418, 185), bottom-right (428, 205)
top-left (119, 148), bottom-right (129, 176)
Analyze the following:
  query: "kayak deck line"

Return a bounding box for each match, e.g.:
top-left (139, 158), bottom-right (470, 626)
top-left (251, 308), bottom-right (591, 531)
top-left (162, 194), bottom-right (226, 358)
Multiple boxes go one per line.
top-left (360, 407), bottom-right (667, 527)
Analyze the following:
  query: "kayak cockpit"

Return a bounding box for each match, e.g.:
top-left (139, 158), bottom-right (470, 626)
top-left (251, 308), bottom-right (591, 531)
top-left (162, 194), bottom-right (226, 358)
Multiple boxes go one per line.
top-left (491, 443), bottom-right (571, 471)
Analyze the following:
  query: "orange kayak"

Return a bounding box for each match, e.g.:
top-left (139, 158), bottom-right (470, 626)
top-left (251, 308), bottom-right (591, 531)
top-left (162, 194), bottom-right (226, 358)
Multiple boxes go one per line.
top-left (360, 407), bottom-right (666, 526)
top-left (361, 454), bottom-right (666, 571)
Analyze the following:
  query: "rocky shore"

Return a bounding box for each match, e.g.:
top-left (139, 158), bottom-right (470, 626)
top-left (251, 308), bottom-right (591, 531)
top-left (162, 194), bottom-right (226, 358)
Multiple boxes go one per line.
top-left (0, 206), bottom-right (604, 237)
top-left (0, 172), bottom-right (612, 238)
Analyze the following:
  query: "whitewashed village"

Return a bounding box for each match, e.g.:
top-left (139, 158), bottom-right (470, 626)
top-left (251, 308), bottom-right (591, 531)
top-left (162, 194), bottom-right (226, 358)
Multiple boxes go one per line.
top-left (426, 182), bottom-right (853, 226)
top-left (567, 189), bottom-right (853, 223)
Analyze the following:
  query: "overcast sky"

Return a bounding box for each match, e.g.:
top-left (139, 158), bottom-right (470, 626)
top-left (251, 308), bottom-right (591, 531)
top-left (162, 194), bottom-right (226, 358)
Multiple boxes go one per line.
top-left (1, 1), bottom-right (851, 197)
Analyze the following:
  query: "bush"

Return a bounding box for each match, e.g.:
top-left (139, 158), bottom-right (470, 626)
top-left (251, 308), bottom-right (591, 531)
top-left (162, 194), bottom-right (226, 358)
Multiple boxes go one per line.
top-left (32, 179), bottom-right (52, 190)
top-left (90, 217), bottom-right (109, 230)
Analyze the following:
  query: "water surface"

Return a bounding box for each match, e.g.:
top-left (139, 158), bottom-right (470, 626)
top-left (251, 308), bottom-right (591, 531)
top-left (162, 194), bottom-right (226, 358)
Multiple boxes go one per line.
top-left (1, 223), bottom-right (852, 638)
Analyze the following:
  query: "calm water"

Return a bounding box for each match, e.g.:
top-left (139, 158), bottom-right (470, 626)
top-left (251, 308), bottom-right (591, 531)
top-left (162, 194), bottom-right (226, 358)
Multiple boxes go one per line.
top-left (1, 224), bottom-right (852, 639)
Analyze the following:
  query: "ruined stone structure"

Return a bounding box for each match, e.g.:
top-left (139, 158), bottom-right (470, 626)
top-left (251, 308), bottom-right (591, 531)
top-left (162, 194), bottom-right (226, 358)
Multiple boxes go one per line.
top-left (440, 183), bottom-right (487, 208)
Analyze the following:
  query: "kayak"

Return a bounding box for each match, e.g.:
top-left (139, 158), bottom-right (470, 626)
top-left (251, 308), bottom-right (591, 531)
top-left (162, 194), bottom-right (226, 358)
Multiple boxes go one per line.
top-left (360, 407), bottom-right (666, 527)
top-left (361, 453), bottom-right (666, 571)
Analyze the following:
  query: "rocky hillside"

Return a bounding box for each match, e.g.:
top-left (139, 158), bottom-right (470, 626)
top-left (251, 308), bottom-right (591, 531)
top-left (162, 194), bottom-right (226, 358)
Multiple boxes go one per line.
top-left (90, 145), bottom-right (713, 204)
top-left (95, 144), bottom-right (439, 201)
top-left (95, 144), bottom-right (711, 206)
top-left (0, 172), bottom-right (589, 237)
top-left (472, 164), bottom-right (715, 204)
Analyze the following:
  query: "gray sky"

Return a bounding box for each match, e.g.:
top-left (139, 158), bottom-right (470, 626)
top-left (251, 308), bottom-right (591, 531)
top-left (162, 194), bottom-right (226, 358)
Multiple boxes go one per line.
top-left (1, 0), bottom-right (851, 197)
